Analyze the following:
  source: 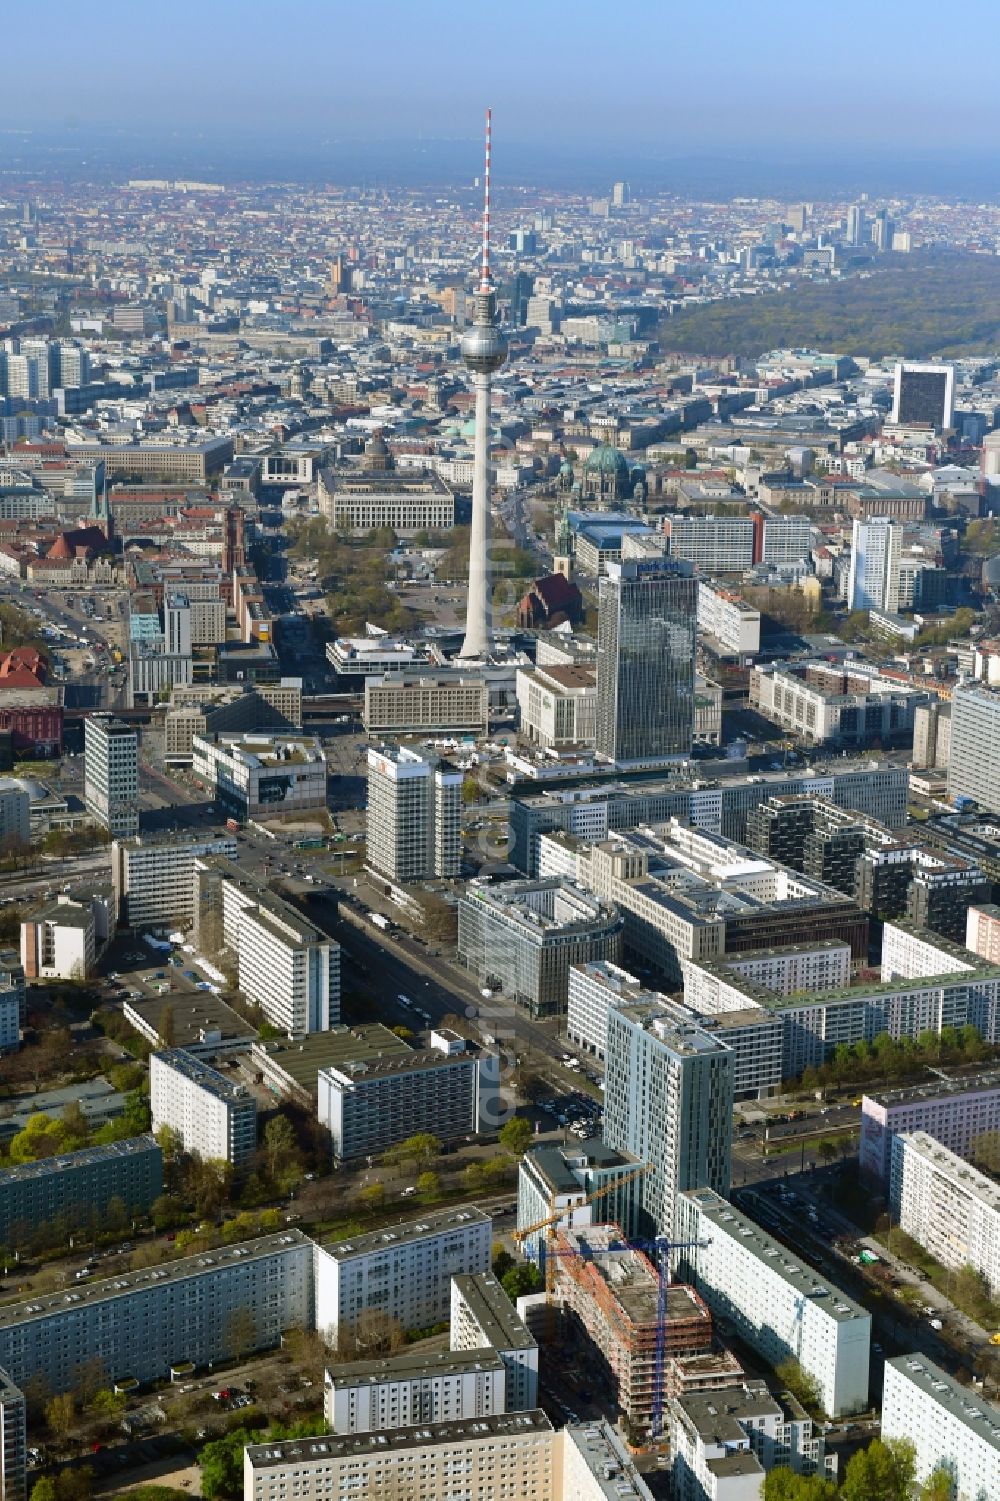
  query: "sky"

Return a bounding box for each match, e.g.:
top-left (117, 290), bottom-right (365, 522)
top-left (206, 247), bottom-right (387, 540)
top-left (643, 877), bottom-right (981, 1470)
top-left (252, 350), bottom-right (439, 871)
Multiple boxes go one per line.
top-left (1, 0), bottom-right (996, 192)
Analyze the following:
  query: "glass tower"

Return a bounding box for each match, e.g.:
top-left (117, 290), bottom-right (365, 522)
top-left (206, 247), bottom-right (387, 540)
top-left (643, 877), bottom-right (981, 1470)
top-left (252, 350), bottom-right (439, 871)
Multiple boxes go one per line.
top-left (596, 558), bottom-right (697, 766)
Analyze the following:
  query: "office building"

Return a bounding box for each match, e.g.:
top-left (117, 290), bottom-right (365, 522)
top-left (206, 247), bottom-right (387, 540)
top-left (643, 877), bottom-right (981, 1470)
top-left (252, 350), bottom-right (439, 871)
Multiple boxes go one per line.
top-left (509, 760), bottom-right (909, 876)
top-left (363, 672), bottom-right (489, 737)
top-left (912, 700), bottom-right (951, 772)
top-left (192, 733), bottom-right (327, 823)
top-left (366, 746), bottom-right (462, 882)
top-left (164, 593), bottom-right (192, 657)
top-left (889, 1131), bottom-right (1000, 1297)
top-left (515, 663), bottom-right (598, 749)
top-left (567, 958), bottom-right (645, 1060)
top-left (84, 714), bottom-right (138, 838)
top-left (20, 895), bottom-right (96, 980)
top-left (164, 681), bottom-right (303, 766)
top-left (749, 661), bottom-right (928, 748)
top-left (0, 1137), bottom-right (163, 1250)
top-left (318, 466), bottom-right (454, 535)
top-left (324, 1347), bottom-right (507, 1435)
top-left (846, 203), bottom-right (864, 246)
top-left (881, 1356), bottom-right (1000, 1501)
top-left (695, 581), bottom-right (760, 658)
top-left (859, 1072), bottom-right (1000, 1185)
top-left (219, 874), bottom-right (340, 1035)
top-left (0, 1230), bottom-right (312, 1394)
top-left (150, 1049), bottom-right (257, 1167)
top-left (604, 1001), bottom-right (733, 1238)
top-left (0, 1369), bottom-right (25, 1501)
top-left (847, 517), bottom-right (902, 613)
top-left (516, 1141), bottom-right (646, 1260)
top-left (112, 832), bottom-right (237, 929)
top-left (316, 1033), bottom-right (495, 1162)
top-left (313, 1208), bottom-right (492, 1347)
top-left (551, 1224), bottom-right (713, 1440)
top-left (457, 877), bottom-right (622, 1018)
top-left (669, 1381), bottom-right (834, 1501)
top-left (0, 784), bottom-right (28, 849)
top-left (595, 558), bottom-right (697, 767)
top-left (948, 683), bottom-right (1000, 815)
top-left (66, 435), bottom-right (234, 483)
top-left (890, 361), bottom-right (955, 432)
top-left (675, 1189), bottom-right (870, 1418)
top-left (450, 1273), bottom-right (538, 1413)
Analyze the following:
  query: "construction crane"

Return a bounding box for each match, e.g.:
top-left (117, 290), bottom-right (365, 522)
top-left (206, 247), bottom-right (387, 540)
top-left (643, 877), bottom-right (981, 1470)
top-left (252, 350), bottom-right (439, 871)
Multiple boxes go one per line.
top-left (512, 1159), bottom-right (653, 1284)
top-left (541, 1230), bottom-right (710, 1441)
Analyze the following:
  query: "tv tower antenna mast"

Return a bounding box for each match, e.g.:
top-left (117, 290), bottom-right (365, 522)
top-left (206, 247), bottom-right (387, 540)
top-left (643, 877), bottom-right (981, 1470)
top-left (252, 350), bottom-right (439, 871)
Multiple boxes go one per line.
top-left (458, 108), bottom-right (507, 661)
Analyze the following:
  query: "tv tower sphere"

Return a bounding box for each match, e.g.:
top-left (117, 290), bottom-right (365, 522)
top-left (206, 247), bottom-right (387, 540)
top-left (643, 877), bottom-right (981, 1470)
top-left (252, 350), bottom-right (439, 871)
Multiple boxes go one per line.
top-left (458, 108), bottom-right (507, 661)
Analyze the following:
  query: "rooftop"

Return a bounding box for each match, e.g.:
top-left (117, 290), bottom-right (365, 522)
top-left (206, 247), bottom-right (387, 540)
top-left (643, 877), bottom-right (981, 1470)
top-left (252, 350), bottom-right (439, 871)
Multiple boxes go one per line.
top-left (320, 1206), bottom-right (490, 1262)
top-left (865, 1070), bottom-right (1000, 1112)
top-left (886, 1355), bottom-right (1000, 1450)
top-left (0, 1134), bottom-right (160, 1187)
top-left (325, 1346), bottom-right (505, 1390)
top-left (152, 1048), bottom-right (252, 1106)
top-left (451, 1271), bottom-right (536, 1352)
top-left (245, 1409), bottom-right (552, 1468)
top-left (896, 1131), bottom-right (1000, 1213)
top-left (252, 1024), bottom-right (411, 1092)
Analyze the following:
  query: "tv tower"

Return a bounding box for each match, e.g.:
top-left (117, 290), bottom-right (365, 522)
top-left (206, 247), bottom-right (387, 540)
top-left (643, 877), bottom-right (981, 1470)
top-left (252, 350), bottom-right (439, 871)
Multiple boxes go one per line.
top-left (458, 108), bottom-right (507, 660)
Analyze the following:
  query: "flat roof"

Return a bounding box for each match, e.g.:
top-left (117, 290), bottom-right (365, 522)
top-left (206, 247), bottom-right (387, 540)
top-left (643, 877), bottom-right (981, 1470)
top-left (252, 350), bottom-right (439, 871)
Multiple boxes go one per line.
top-left (897, 1131), bottom-right (1000, 1213)
top-left (246, 1409), bottom-right (552, 1468)
top-left (865, 1070), bottom-right (1000, 1112)
top-left (253, 1025), bottom-right (410, 1090)
top-left (451, 1272), bottom-right (536, 1352)
top-left (0, 1134), bottom-right (159, 1187)
top-left (321, 1206), bottom-right (490, 1262)
top-left (326, 1347), bottom-right (504, 1390)
top-left (681, 1189), bottom-right (869, 1325)
top-left (886, 1355), bottom-right (1000, 1450)
top-left (124, 993), bottom-right (256, 1049)
top-left (152, 1048), bottom-right (253, 1107)
top-left (0, 1230), bottom-right (311, 1330)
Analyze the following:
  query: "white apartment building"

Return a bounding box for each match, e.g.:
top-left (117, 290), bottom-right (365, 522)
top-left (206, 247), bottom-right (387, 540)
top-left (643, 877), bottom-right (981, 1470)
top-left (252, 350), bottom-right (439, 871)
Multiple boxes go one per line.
top-left (150, 1048), bottom-right (258, 1167)
top-left (966, 902), bottom-right (1000, 965)
top-left (516, 664), bottom-right (598, 749)
top-left (20, 896), bottom-right (95, 980)
top-left (192, 733), bottom-right (327, 822)
top-left (567, 958), bottom-right (644, 1059)
top-left (675, 1189), bottom-right (871, 1419)
top-left (881, 920), bottom-right (976, 982)
top-left (112, 833), bottom-right (237, 929)
top-left (860, 1073), bottom-right (1000, 1184)
top-left (0, 1367), bottom-right (25, 1501)
top-left (450, 1273), bottom-right (539, 1412)
top-left (682, 941), bottom-right (852, 1009)
top-left (317, 1049), bottom-right (492, 1162)
top-left (669, 1380), bottom-right (834, 1501)
top-left (604, 1002), bottom-right (734, 1238)
top-left (890, 1131), bottom-right (1000, 1298)
top-left (324, 1348), bottom-right (506, 1434)
top-left (847, 517), bottom-right (902, 613)
top-left (696, 581), bottom-right (761, 658)
top-left (882, 1355), bottom-right (1000, 1501)
top-left (84, 714), bottom-right (138, 838)
top-left (365, 745), bottom-right (462, 882)
top-left (312, 1208), bottom-right (491, 1347)
top-left (0, 1231), bottom-right (312, 1395)
top-left (220, 875), bottom-right (340, 1035)
top-left (0, 783), bottom-right (29, 848)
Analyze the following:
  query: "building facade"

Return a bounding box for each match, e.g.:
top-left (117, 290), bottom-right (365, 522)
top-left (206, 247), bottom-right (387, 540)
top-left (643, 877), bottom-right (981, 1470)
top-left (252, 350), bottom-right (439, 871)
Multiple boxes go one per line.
top-left (0, 1137), bottom-right (163, 1249)
top-left (859, 1073), bottom-right (1000, 1185)
top-left (220, 876), bottom-right (340, 1035)
top-left (881, 1356), bottom-right (1000, 1501)
top-left (150, 1049), bottom-right (257, 1167)
top-left (112, 833), bottom-right (237, 929)
top-left (0, 1369), bottom-right (25, 1501)
top-left (889, 1131), bottom-right (1000, 1298)
top-left (317, 1048), bottom-right (491, 1163)
top-left (192, 733), bottom-right (327, 822)
top-left (449, 1272), bottom-right (539, 1413)
top-left (366, 746), bottom-right (462, 882)
top-left (84, 714), bottom-right (138, 838)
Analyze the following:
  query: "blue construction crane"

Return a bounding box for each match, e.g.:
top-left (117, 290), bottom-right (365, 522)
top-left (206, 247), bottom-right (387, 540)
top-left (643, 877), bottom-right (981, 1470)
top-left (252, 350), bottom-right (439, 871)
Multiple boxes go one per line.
top-left (537, 1231), bottom-right (710, 1440)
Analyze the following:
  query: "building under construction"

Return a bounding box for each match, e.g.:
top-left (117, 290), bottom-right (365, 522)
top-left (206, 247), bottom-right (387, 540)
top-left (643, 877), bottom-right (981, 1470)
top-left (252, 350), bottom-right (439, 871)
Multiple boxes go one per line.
top-left (550, 1223), bottom-right (716, 1441)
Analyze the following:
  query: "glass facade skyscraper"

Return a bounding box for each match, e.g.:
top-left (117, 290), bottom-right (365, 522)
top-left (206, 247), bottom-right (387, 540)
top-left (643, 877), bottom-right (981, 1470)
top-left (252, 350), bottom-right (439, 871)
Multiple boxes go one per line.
top-left (596, 558), bottom-right (697, 766)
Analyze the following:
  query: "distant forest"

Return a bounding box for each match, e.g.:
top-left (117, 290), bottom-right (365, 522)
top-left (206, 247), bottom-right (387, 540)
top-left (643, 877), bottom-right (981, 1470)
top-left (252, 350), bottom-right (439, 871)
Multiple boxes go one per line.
top-left (658, 253), bottom-right (1000, 360)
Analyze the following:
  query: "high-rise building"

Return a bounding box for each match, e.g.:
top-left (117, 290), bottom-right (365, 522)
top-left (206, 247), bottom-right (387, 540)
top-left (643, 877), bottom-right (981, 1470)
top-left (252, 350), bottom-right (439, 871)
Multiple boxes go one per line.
top-left (459, 110), bottom-right (507, 661)
top-left (596, 558), bottom-right (697, 767)
top-left (890, 361), bottom-right (955, 432)
top-left (0, 1368), bottom-right (25, 1501)
top-left (881, 1356), bottom-right (1000, 1501)
top-left (111, 832), bottom-right (237, 929)
top-left (603, 999), bottom-right (733, 1237)
top-left (84, 714), bottom-right (139, 838)
top-left (218, 874), bottom-right (340, 1035)
top-left (847, 517), bottom-right (901, 613)
top-left (846, 203), bottom-right (865, 246)
top-left (366, 746), bottom-right (462, 881)
top-left (164, 593), bottom-right (193, 657)
top-left (150, 1049), bottom-right (258, 1167)
top-left (889, 1131), bottom-right (1000, 1297)
top-left (612, 181), bottom-right (631, 207)
top-left (947, 684), bottom-right (1000, 815)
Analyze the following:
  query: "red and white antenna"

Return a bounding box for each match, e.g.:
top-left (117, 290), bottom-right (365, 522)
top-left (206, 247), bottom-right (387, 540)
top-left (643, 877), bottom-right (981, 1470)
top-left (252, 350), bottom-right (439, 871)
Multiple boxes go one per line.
top-left (480, 107), bottom-right (493, 292)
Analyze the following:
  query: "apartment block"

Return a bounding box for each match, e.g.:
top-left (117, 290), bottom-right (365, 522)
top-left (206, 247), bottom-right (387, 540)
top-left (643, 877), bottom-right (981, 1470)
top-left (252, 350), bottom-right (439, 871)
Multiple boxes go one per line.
top-left (880, 920), bottom-right (977, 982)
top-left (84, 714), bottom-right (138, 838)
top-left (313, 1208), bottom-right (491, 1346)
top-left (112, 833), bottom-right (237, 929)
top-left (457, 877), bottom-right (622, 1019)
top-left (966, 902), bottom-right (1000, 965)
top-left (219, 873), bottom-right (340, 1035)
top-left (696, 580), bottom-right (761, 658)
top-left (20, 895), bottom-right (96, 980)
top-left (860, 1072), bottom-right (1000, 1184)
top-left (516, 1141), bottom-right (646, 1261)
top-left (0, 1137), bottom-right (163, 1250)
top-left (0, 1230), bottom-right (312, 1394)
top-left (675, 1189), bottom-right (870, 1419)
top-left (947, 682), bottom-right (1000, 815)
top-left (366, 745), bottom-right (462, 882)
top-left (0, 1368), bottom-right (25, 1501)
top-left (669, 1381), bottom-right (834, 1501)
top-left (681, 942), bottom-right (851, 1007)
top-left (150, 1049), bottom-right (257, 1167)
top-left (889, 1131), bottom-right (1000, 1297)
top-left (450, 1273), bottom-right (538, 1412)
top-left (567, 958), bottom-right (645, 1059)
top-left (881, 1356), bottom-right (1000, 1501)
top-left (323, 1347), bottom-right (507, 1435)
top-left (604, 1001), bottom-right (733, 1238)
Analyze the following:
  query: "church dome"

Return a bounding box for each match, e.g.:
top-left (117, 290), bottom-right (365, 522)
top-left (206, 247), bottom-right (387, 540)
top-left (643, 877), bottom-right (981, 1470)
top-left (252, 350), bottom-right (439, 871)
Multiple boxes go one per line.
top-left (584, 443), bottom-right (630, 479)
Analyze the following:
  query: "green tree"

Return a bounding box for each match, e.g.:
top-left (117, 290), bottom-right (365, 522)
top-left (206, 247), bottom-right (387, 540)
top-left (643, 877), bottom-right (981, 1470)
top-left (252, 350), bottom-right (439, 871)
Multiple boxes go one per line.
top-left (920, 1469), bottom-right (954, 1501)
top-left (154, 1124), bottom-right (184, 1163)
top-left (55, 1470), bottom-right (94, 1501)
top-left (492, 1246), bottom-right (515, 1281)
top-left (839, 1437), bottom-right (917, 1501)
top-left (358, 1182), bottom-right (385, 1218)
top-left (10, 1113), bottom-right (69, 1163)
top-left (225, 1306), bottom-right (258, 1362)
top-left (45, 1391), bottom-right (76, 1438)
top-left (30, 1480), bottom-right (57, 1501)
top-left (763, 1470), bottom-right (837, 1501)
top-left (774, 1358), bottom-right (822, 1415)
top-left (383, 1133), bottom-right (441, 1171)
top-left (462, 776), bottom-right (480, 806)
top-left (501, 1262), bottom-right (543, 1301)
top-left (200, 1429), bottom-right (258, 1501)
top-left (415, 1170), bottom-right (441, 1201)
top-left (498, 1117), bottom-right (533, 1157)
top-left (91, 1388), bottom-right (126, 1418)
top-left (263, 1113), bottom-right (297, 1181)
